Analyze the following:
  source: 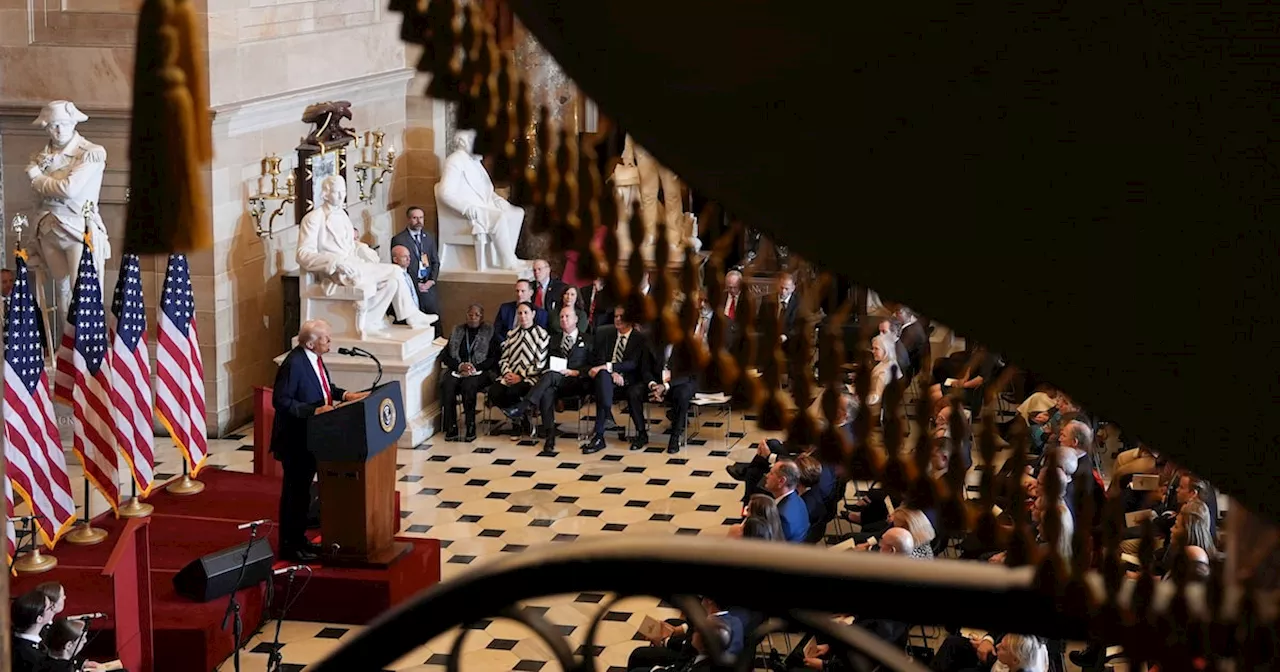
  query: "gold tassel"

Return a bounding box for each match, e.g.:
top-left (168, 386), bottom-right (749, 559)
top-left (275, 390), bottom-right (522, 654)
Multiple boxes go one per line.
top-left (125, 0), bottom-right (210, 255)
top-left (171, 0), bottom-right (212, 163)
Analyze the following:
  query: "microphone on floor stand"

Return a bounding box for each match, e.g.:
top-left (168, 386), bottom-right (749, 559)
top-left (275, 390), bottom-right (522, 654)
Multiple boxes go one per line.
top-left (66, 613), bottom-right (107, 621)
top-left (236, 518), bottom-right (271, 530)
top-left (336, 347), bottom-right (383, 390)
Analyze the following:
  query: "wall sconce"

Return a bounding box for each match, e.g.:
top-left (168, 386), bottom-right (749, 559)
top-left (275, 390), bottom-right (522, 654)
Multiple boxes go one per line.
top-left (352, 130), bottom-right (396, 204)
top-left (248, 154), bottom-right (296, 238)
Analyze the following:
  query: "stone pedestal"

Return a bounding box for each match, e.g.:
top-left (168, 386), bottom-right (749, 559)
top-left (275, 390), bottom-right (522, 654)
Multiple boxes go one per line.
top-left (276, 328), bottom-right (443, 449)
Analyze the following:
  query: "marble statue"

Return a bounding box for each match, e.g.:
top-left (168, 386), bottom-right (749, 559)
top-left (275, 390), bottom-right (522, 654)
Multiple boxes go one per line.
top-left (25, 100), bottom-right (111, 317)
top-left (437, 130), bottom-right (525, 271)
top-left (613, 135), bottom-right (697, 256)
top-left (297, 175), bottom-right (434, 333)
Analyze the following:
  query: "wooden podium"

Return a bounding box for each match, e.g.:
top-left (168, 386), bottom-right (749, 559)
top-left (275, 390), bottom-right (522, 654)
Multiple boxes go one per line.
top-left (306, 381), bottom-right (411, 567)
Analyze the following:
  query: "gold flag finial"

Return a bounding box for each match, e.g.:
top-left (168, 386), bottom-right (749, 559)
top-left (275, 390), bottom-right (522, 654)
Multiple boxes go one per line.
top-left (81, 202), bottom-right (95, 253)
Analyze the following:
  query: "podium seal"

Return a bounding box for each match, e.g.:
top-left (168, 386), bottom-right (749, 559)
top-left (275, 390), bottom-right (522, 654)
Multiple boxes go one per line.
top-left (379, 397), bottom-right (396, 432)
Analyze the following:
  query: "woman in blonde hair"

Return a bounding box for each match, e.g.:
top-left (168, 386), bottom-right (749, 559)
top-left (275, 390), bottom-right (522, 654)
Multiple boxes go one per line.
top-left (893, 507), bottom-right (937, 559)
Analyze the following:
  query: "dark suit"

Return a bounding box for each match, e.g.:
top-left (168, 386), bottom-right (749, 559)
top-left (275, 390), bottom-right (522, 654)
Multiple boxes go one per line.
top-left (776, 491), bottom-right (809, 543)
top-left (589, 325), bottom-right (649, 436)
top-left (638, 343), bottom-right (697, 441)
top-left (440, 323), bottom-right (497, 432)
top-left (532, 278), bottom-right (567, 316)
top-left (898, 319), bottom-right (929, 380)
top-left (581, 284), bottom-right (614, 332)
top-left (495, 301), bottom-right (548, 346)
top-left (391, 228), bottom-right (441, 325)
top-left (271, 346), bottom-right (347, 551)
top-left (524, 330), bottom-right (593, 435)
top-left (12, 636), bottom-right (48, 672)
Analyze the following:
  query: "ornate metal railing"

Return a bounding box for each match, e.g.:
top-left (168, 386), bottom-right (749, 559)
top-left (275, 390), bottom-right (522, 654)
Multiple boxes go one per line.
top-left (310, 536), bottom-right (1243, 672)
top-left (308, 3), bottom-right (1280, 670)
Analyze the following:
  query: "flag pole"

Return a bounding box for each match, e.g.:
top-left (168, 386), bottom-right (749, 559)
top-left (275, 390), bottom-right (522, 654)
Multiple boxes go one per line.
top-left (167, 460), bottom-right (204, 495)
top-left (8, 215), bottom-right (59, 573)
top-left (12, 517), bottom-right (56, 575)
top-left (65, 477), bottom-right (108, 545)
top-left (118, 480), bottom-right (153, 518)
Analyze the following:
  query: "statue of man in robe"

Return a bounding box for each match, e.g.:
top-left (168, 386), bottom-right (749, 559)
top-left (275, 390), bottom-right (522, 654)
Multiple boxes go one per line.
top-left (437, 130), bottom-right (526, 271)
top-left (297, 176), bottom-right (434, 332)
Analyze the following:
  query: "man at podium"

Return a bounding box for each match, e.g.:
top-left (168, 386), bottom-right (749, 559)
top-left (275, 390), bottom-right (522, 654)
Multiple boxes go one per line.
top-left (272, 319), bottom-right (369, 561)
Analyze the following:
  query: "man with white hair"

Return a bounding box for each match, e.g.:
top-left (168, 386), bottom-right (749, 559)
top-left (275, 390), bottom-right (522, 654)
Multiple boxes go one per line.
top-left (297, 176), bottom-right (433, 332)
top-left (437, 129), bottom-right (525, 270)
top-left (24, 100), bottom-right (111, 317)
top-left (271, 319), bottom-right (370, 561)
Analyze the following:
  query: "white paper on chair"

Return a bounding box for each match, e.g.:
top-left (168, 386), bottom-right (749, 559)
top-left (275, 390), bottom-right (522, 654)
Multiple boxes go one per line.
top-left (1130, 474), bottom-right (1160, 491)
top-left (549, 356), bottom-right (568, 373)
top-left (1124, 509), bottom-right (1156, 527)
top-left (828, 537), bottom-right (859, 552)
top-left (1121, 552), bottom-right (1141, 567)
top-left (693, 392), bottom-right (731, 405)
top-left (433, 336), bottom-right (449, 347)
top-left (451, 370), bottom-right (482, 378)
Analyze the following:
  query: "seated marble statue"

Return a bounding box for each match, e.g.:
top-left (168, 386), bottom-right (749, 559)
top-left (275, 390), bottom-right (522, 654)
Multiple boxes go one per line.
top-left (437, 129), bottom-right (525, 271)
top-left (297, 175), bottom-right (433, 333)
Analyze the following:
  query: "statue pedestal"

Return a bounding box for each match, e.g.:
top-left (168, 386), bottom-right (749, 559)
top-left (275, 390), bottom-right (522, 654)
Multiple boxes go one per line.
top-left (275, 327), bottom-right (444, 448)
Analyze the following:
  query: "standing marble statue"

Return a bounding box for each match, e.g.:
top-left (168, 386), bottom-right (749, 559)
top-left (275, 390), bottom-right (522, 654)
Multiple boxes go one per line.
top-left (613, 134), bottom-right (696, 254)
top-left (25, 100), bottom-right (111, 316)
top-left (297, 176), bottom-right (434, 331)
top-left (437, 130), bottom-right (525, 271)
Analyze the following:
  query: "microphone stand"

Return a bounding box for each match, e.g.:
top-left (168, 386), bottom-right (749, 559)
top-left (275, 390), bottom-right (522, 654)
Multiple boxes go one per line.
top-left (266, 566), bottom-right (305, 672)
top-left (339, 346), bottom-right (383, 390)
top-left (222, 521), bottom-right (262, 672)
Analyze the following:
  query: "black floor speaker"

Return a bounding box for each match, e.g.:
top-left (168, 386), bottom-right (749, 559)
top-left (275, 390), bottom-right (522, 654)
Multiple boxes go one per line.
top-left (173, 537), bottom-right (275, 602)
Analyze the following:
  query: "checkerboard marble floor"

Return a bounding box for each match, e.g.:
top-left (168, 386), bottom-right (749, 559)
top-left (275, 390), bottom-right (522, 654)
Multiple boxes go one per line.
top-left (33, 390), bottom-right (1018, 671)
top-left (178, 407), bottom-right (771, 671)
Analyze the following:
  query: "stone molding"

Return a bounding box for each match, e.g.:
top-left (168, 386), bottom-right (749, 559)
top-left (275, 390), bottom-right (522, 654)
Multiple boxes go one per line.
top-left (210, 68), bottom-right (415, 138)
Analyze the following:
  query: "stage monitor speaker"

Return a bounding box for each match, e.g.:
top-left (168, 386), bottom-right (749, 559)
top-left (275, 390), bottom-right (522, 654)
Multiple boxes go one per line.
top-left (173, 537), bottom-right (275, 602)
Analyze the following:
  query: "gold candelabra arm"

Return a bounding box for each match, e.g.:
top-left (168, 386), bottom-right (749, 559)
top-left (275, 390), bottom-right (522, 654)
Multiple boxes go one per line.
top-left (249, 196), bottom-right (269, 236)
top-left (266, 194), bottom-right (296, 237)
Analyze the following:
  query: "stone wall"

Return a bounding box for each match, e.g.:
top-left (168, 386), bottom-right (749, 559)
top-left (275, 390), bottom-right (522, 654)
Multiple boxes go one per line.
top-left (0, 0), bottom-right (445, 436)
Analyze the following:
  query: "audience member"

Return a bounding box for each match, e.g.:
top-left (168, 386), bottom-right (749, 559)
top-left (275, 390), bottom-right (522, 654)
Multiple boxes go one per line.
top-left (867, 334), bottom-right (902, 407)
top-left (501, 305), bottom-right (592, 450)
top-left (41, 618), bottom-right (109, 671)
top-left (640, 341), bottom-right (698, 453)
top-left (390, 205), bottom-right (441, 325)
top-left (487, 302), bottom-right (550, 436)
top-left (765, 459), bottom-right (808, 543)
top-left (582, 305), bottom-right (649, 454)
top-left (727, 494), bottom-right (785, 540)
top-left (530, 259), bottom-right (566, 314)
top-left (439, 304), bottom-right (496, 442)
top-left (582, 277), bottom-right (614, 331)
top-left (494, 280), bottom-right (548, 346)
top-left (549, 285), bottom-right (589, 343)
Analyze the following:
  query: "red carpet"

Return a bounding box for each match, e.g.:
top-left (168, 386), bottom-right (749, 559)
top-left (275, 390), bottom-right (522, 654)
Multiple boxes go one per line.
top-left (11, 469), bottom-right (441, 671)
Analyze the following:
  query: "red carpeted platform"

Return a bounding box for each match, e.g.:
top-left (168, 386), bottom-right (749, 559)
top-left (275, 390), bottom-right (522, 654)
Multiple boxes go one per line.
top-left (11, 469), bottom-right (441, 671)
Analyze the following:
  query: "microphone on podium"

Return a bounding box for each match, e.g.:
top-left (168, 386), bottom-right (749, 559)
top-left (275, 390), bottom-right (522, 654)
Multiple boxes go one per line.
top-left (237, 518), bottom-right (271, 530)
top-left (67, 613), bottom-right (107, 621)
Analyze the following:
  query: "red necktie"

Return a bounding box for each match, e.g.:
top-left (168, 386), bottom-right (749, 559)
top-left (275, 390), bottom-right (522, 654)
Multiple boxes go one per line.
top-left (317, 356), bottom-right (332, 405)
top-left (727, 295), bottom-right (737, 320)
top-left (535, 284), bottom-right (545, 308)
top-left (589, 289), bottom-right (597, 318)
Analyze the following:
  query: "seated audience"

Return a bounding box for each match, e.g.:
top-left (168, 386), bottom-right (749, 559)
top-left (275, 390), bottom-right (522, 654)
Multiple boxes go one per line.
top-left (1109, 444), bottom-right (1157, 492)
top-left (582, 277), bottom-right (614, 332)
top-left (1150, 499), bottom-right (1217, 578)
top-left (34, 582), bottom-right (66, 619)
top-left (728, 494), bottom-right (785, 540)
top-left (582, 305), bottom-right (650, 454)
top-left (766, 459), bottom-right (809, 543)
top-left (439, 304), bottom-right (496, 442)
top-left (501, 304), bottom-right (592, 450)
top-left (494, 280), bottom-right (548, 347)
top-left (932, 632), bottom-right (1049, 672)
top-left (639, 342), bottom-right (698, 453)
top-left (866, 333), bottom-right (902, 408)
top-left (487, 302), bottom-right (550, 436)
top-left (548, 285), bottom-right (590, 343)
top-left (628, 608), bottom-right (733, 672)
top-left (529, 258), bottom-right (566, 314)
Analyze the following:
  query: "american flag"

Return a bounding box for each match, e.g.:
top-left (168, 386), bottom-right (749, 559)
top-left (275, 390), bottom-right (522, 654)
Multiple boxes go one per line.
top-left (3, 255), bottom-right (77, 546)
top-left (155, 254), bottom-right (207, 476)
top-left (5, 476), bottom-right (15, 569)
top-left (109, 254), bottom-right (155, 496)
top-left (57, 238), bottom-right (121, 514)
